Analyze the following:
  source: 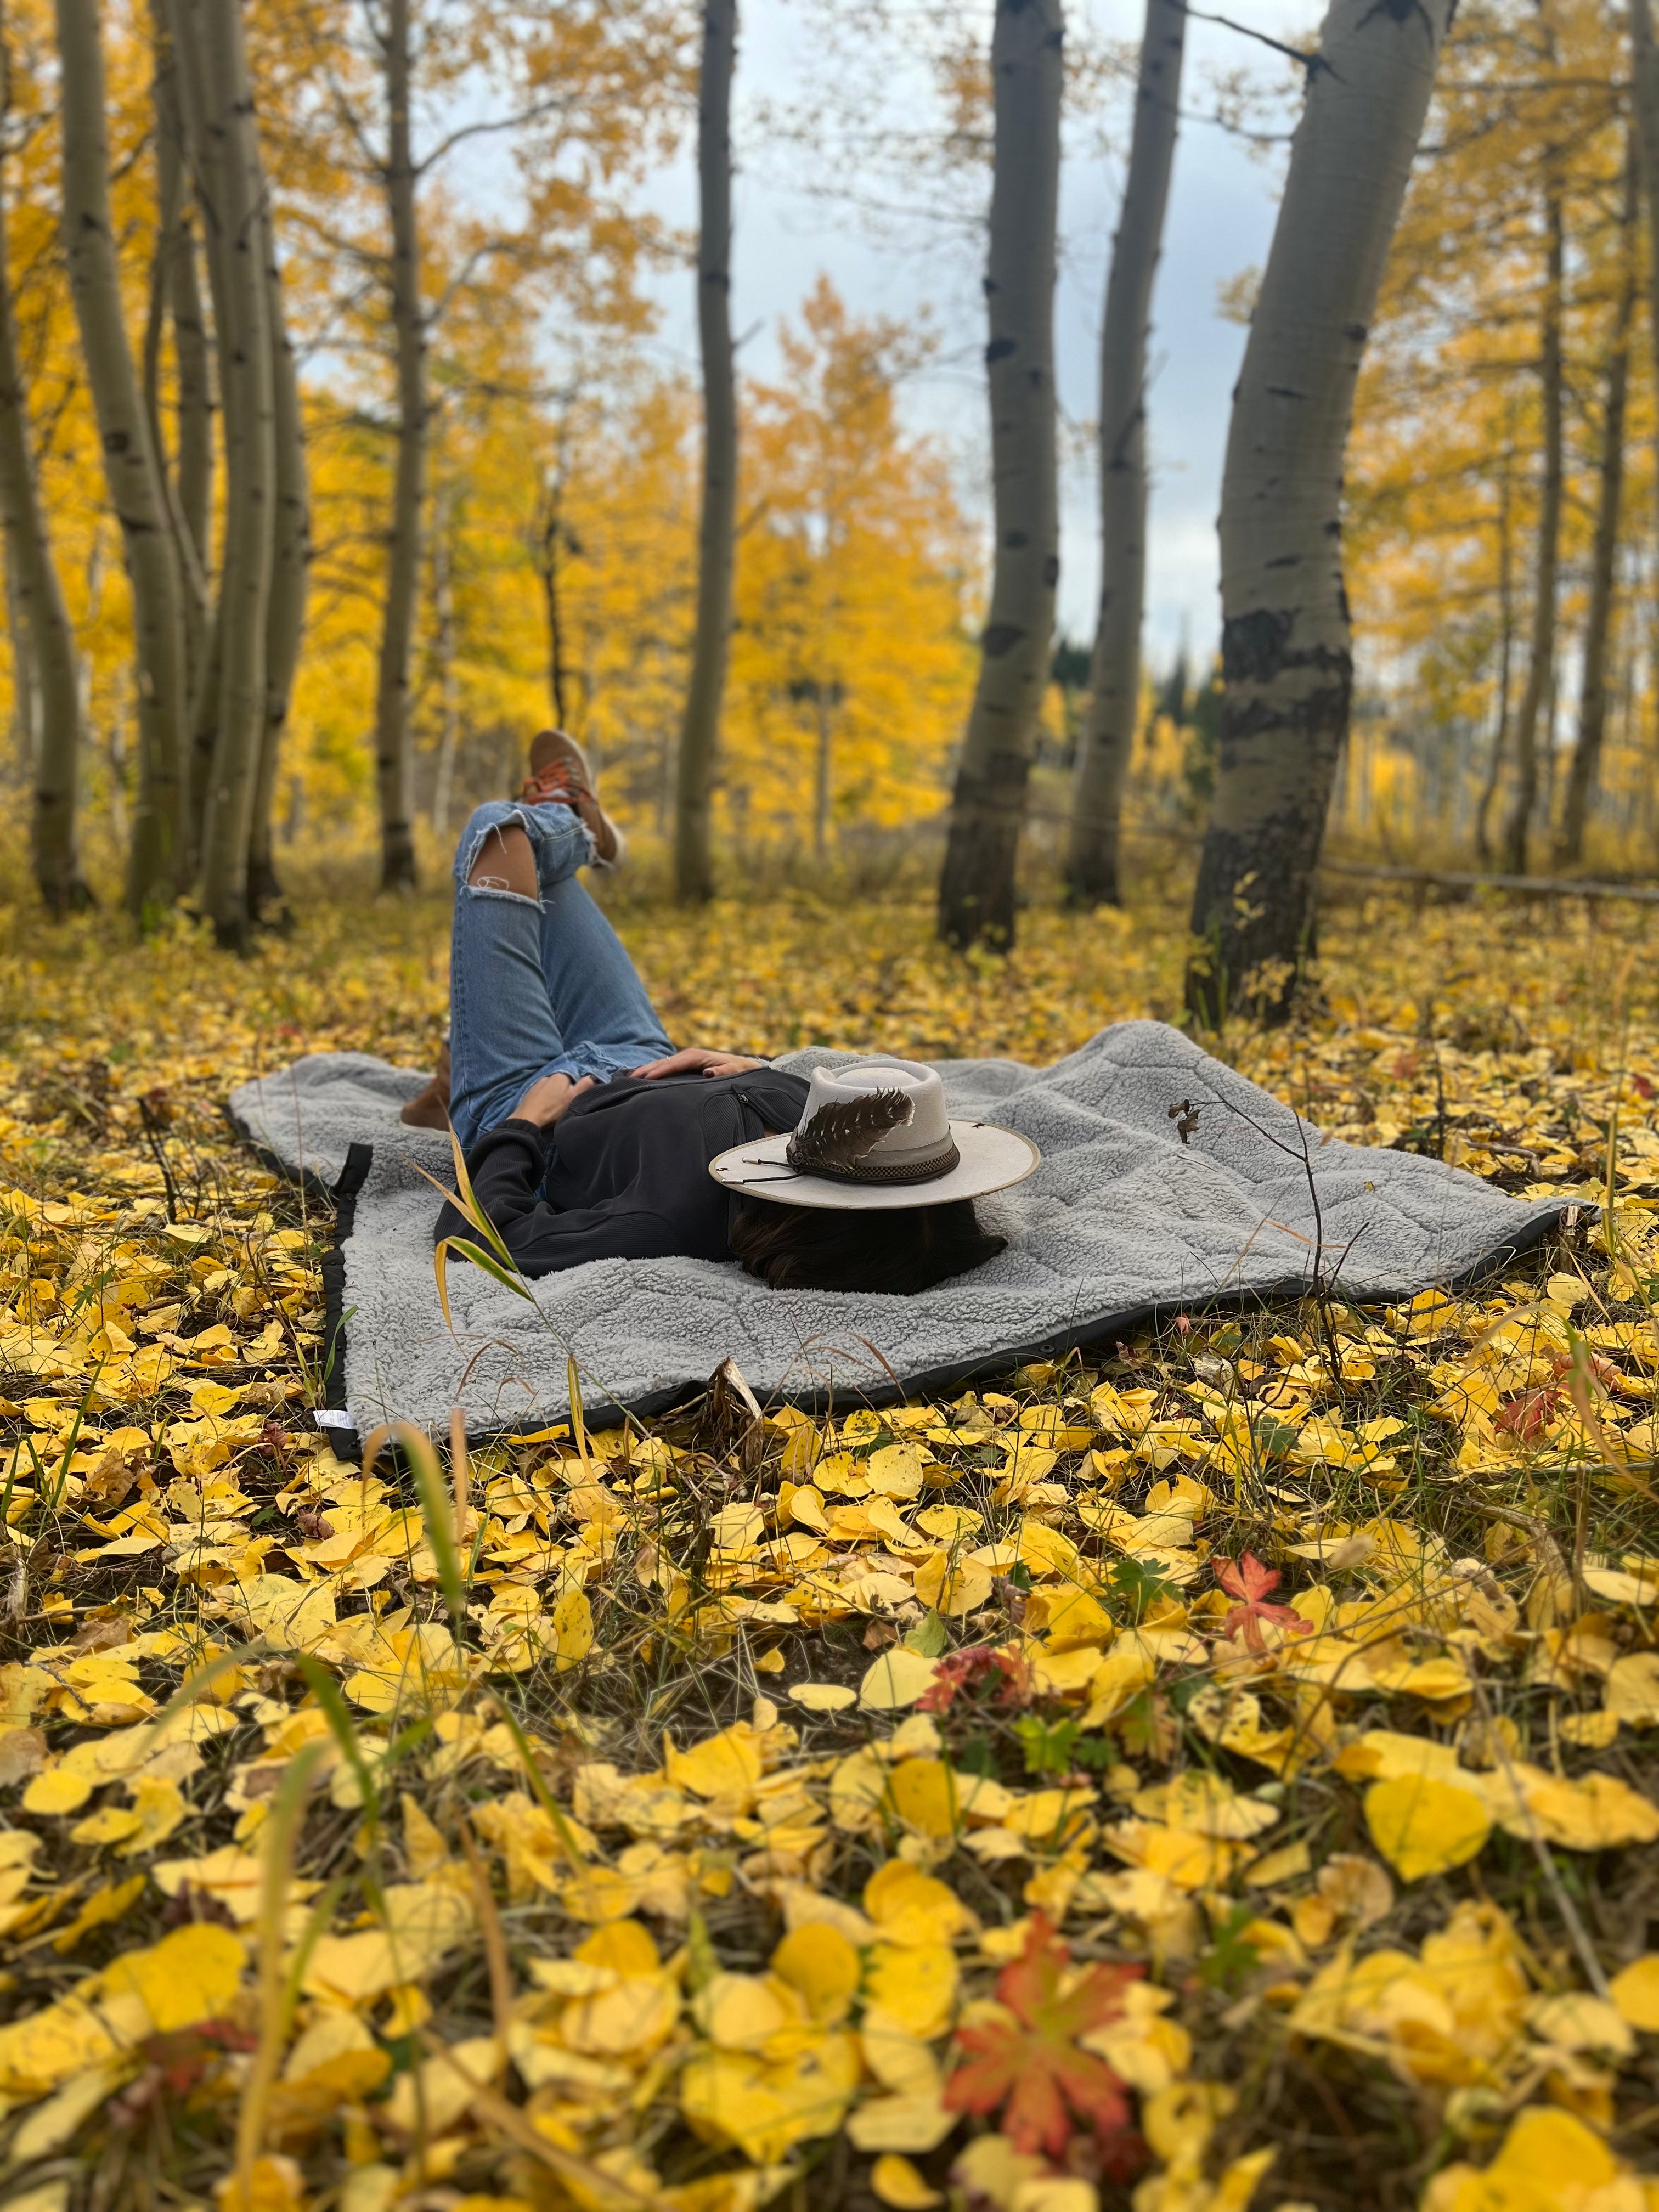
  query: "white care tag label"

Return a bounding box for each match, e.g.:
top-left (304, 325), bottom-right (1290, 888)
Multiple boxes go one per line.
top-left (314, 1409), bottom-right (355, 1430)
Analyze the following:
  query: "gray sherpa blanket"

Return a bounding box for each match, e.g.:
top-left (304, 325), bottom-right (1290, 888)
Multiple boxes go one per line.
top-left (228, 1025), bottom-right (1569, 1438)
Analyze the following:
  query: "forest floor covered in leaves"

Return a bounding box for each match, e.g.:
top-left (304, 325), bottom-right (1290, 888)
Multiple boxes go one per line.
top-left (1, 864), bottom-right (1658, 2212)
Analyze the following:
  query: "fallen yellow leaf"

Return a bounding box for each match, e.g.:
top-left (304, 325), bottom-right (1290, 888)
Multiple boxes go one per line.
top-left (870, 2153), bottom-right (943, 2208)
top-left (1364, 1774), bottom-right (1491, 1882)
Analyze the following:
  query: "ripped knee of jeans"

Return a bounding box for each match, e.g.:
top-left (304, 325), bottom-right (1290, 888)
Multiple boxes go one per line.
top-left (463, 818), bottom-right (538, 901)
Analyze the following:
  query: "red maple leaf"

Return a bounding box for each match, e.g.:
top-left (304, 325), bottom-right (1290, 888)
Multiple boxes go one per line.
top-left (1495, 1385), bottom-right (1560, 1440)
top-left (918, 1645), bottom-right (1032, 1715)
top-left (1215, 1552), bottom-right (1313, 1652)
top-left (942, 1914), bottom-right (1143, 2163)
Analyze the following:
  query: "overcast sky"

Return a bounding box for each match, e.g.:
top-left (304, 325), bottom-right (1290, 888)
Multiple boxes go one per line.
top-left (622, 0), bottom-right (1312, 676)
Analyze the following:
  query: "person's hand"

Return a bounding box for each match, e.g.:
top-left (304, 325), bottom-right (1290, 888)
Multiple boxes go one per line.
top-left (511, 1071), bottom-right (597, 1127)
top-left (630, 1048), bottom-right (765, 1080)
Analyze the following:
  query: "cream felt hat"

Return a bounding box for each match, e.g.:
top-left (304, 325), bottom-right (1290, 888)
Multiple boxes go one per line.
top-left (709, 1057), bottom-right (1039, 1211)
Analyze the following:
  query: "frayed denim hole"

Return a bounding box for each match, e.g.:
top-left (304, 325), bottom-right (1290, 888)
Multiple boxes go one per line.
top-left (456, 802), bottom-right (538, 888)
top-left (460, 883), bottom-right (541, 909)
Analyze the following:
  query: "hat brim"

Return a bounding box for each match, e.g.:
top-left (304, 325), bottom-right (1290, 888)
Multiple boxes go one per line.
top-left (709, 1120), bottom-right (1040, 1211)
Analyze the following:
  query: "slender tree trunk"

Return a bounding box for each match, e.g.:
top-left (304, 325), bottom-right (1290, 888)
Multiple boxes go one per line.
top-left (247, 195), bottom-right (309, 916)
top-left (937, 0), bottom-right (1064, 949)
top-left (813, 686), bottom-right (832, 861)
top-left (1558, 149), bottom-right (1635, 868)
top-left (143, 0), bottom-right (209, 691)
top-left (1185, 0), bottom-right (1453, 1024)
top-left (1630, 0), bottom-right (1659, 558)
top-left (1636, 26), bottom-right (1659, 905)
top-left (1502, 168), bottom-right (1564, 878)
top-left (537, 479), bottom-right (569, 727)
top-left (54, 0), bottom-right (189, 917)
top-left (172, 214), bottom-right (212, 584)
top-left (162, 0), bottom-right (229, 848)
top-left (431, 478), bottom-right (459, 836)
top-left (4, 532), bottom-right (40, 763)
top-left (188, 0), bottom-right (272, 947)
top-left (1475, 424), bottom-right (1516, 862)
top-left (1065, 0), bottom-right (1184, 906)
top-left (374, 0), bottom-right (422, 890)
top-left (0, 57), bottom-right (91, 914)
top-left (673, 0), bottom-right (737, 904)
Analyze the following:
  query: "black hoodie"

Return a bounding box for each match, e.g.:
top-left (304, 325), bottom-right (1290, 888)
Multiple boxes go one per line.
top-left (433, 1066), bottom-right (811, 1278)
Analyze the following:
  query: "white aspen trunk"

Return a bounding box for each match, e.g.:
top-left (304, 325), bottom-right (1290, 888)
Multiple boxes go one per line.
top-left (1559, 148), bottom-right (1634, 868)
top-left (171, 212), bottom-right (212, 583)
top-left (247, 193), bottom-right (309, 915)
top-left (181, 0), bottom-right (272, 946)
top-left (1501, 170), bottom-right (1564, 878)
top-left (374, 0), bottom-right (422, 890)
top-left (107, 691), bottom-right (127, 843)
top-left (4, 531), bottom-right (41, 763)
top-left (673, 0), bottom-right (737, 904)
top-left (1475, 420), bottom-right (1516, 862)
top-left (937, 0), bottom-right (1064, 949)
top-left (1065, 0), bottom-right (1184, 906)
top-left (812, 686), bottom-right (832, 861)
top-left (143, 0), bottom-right (209, 687)
top-left (0, 50), bottom-right (91, 915)
top-left (54, 0), bottom-right (189, 917)
top-left (163, 0), bottom-right (232, 848)
top-left (1630, 0), bottom-right (1659, 553)
top-left (430, 477), bottom-right (459, 836)
top-left (535, 472), bottom-right (571, 727)
top-left (1186, 0), bottom-right (1453, 1023)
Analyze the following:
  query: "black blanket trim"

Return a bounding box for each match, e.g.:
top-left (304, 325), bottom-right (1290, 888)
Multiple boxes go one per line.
top-left (223, 1095), bottom-right (371, 1461)
top-left (224, 1093), bottom-right (1579, 1440)
top-left (318, 1143), bottom-right (373, 1462)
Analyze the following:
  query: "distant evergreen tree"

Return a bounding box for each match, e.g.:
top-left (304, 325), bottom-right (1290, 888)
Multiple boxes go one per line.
top-left (1051, 634), bottom-right (1093, 692)
top-left (1181, 656), bottom-right (1222, 817)
top-left (1046, 634), bottom-right (1092, 769)
top-left (1158, 640), bottom-right (1190, 727)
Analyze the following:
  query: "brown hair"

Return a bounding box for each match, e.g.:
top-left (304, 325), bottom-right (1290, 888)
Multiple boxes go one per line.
top-left (730, 1197), bottom-right (1006, 1294)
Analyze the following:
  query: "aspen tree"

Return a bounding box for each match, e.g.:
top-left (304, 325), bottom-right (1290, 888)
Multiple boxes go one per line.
top-left (1065, 0), bottom-right (1184, 907)
top-left (1559, 144), bottom-right (1634, 868)
top-left (0, 13), bottom-right (89, 914)
top-left (1187, 0), bottom-right (1453, 1024)
top-left (429, 477), bottom-right (460, 838)
top-left (1502, 159), bottom-right (1563, 878)
top-left (160, 0), bottom-right (226, 842)
top-left (674, 0), bottom-right (737, 905)
top-left (247, 193), bottom-right (310, 917)
top-left (1476, 421), bottom-right (1518, 865)
top-left (189, 0), bottom-right (274, 946)
top-left (938, 0), bottom-right (1064, 950)
top-left (373, 0), bottom-right (421, 890)
top-left (143, 0), bottom-right (209, 692)
top-left (268, 0), bottom-right (686, 874)
top-left (54, 0), bottom-right (189, 916)
top-left (1630, 0), bottom-right (1659, 548)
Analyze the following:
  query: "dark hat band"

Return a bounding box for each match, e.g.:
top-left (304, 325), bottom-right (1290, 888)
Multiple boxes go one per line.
top-left (782, 1133), bottom-right (961, 1185)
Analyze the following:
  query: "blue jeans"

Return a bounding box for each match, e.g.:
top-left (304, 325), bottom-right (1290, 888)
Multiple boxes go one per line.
top-left (447, 800), bottom-right (673, 1152)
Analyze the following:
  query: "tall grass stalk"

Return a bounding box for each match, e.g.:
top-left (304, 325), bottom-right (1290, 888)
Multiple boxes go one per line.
top-left (234, 1738), bottom-right (328, 2208)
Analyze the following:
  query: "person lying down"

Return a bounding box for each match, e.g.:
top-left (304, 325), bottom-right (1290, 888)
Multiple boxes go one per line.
top-left (402, 731), bottom-right (1039, 1296)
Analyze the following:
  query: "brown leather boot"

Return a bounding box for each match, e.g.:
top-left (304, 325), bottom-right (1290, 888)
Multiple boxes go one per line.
top-left (520, 729), bottom-right (627, 867)
top-left (400, 1040), bottom-right (451, 1129)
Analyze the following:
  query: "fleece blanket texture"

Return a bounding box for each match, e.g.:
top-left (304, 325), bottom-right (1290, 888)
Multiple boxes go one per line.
top-left (228, 1024), bottom-right (1569, 1438)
